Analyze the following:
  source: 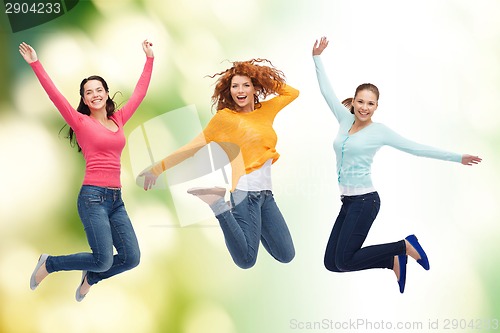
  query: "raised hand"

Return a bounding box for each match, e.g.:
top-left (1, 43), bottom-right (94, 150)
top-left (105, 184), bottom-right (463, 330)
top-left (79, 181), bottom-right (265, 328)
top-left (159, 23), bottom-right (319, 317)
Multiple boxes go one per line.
top-left (142, 39), bottom-right (154, 58)
top-left (461, 154), bottom-right (482, 166)
top-left (312, 37), bottom-right (329, 56)
top-left (19, 42), bottom-right (38, 63)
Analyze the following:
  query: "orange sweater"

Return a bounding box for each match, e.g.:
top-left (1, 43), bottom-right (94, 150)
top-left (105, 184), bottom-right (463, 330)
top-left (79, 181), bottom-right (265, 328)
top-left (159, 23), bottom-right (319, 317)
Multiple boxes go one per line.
top-left (151, 84), bottom-right (299, 191)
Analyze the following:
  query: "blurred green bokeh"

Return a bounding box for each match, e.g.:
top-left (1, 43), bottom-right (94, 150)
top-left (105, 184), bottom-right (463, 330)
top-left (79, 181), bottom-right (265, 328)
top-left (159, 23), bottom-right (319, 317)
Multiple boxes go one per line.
top-left (1, 1), bottom-right (499, 332)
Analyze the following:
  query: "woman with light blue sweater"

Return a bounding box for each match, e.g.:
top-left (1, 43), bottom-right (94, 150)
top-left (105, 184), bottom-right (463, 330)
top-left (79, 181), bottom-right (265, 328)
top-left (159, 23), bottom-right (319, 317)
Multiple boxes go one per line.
top-left (312, 37), bottom-right (481, 293)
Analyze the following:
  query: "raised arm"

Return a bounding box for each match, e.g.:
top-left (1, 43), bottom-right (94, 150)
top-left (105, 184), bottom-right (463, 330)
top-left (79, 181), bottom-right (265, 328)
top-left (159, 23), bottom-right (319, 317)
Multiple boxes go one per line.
top-left (264, 83), bottom-right (300, 117)
top-left (116, 40), bottom-right (155, 124)
top-left (19, 42), bottom-right (82, 128)
top-left (276, 83), bottom-right (299, 105)
top-left (312, 37), bottom-right (352, 123)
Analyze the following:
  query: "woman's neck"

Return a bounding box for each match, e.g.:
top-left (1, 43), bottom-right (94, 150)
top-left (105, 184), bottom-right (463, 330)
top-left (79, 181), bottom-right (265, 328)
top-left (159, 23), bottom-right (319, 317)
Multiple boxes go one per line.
top-left (353, 119), bottom-right (372, 128)
top-left (234, 105), bottom-right (255, 113)
top-left (349, 119), bottom-right (373, 135)
top-left (89, 108), bottom-right (108, 121)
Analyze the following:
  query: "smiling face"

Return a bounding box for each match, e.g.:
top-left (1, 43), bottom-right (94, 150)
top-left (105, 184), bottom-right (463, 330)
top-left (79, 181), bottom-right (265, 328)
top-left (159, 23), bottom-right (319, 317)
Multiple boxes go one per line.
top-left (230, 75), bottom-right (257, 112)
top-left (82, 79), bottom-right (109, 112)
top-left (352, 89), bottom-right (378, 123)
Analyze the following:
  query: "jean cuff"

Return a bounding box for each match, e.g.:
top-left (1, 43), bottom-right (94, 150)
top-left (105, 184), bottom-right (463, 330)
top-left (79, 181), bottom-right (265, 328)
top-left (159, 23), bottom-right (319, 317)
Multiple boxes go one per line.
top-left (209, 198), bottom-right (230, 216)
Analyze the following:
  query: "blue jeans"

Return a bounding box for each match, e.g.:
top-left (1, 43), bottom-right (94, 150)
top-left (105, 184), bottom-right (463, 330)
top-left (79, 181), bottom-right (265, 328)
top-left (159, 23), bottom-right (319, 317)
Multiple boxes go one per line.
top-left (324, 192), bottom-right (405, 272)
top-left (45, 185), bottom-right (140, 285)
top-left (210, 190), bottom-right (295, 269)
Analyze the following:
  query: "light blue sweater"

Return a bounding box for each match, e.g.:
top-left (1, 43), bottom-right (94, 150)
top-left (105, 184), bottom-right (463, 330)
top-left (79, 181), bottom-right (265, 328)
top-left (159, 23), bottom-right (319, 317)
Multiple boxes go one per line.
top-left (313, 55), bottom-right (462, 196)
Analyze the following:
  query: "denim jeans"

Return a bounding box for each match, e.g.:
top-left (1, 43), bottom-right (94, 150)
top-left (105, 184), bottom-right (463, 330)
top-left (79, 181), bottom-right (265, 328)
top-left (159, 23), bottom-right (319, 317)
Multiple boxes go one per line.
top-left (210, 189), bottom-right (295, 269)
top-left (324, 191), bottom-right (405, 272)
top-left (45, 185), bottom-right (140, 285)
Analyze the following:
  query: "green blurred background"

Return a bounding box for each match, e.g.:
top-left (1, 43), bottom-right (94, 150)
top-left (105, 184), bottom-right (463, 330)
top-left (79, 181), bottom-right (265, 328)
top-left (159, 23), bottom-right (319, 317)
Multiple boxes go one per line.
top-left (1, 0), bottom-right (499, 332)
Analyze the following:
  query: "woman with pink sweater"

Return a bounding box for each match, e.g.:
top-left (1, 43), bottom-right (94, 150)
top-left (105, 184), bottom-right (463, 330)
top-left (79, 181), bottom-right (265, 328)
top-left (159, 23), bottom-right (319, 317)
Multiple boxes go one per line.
top-left (20, 40), bottom-right (154, 301)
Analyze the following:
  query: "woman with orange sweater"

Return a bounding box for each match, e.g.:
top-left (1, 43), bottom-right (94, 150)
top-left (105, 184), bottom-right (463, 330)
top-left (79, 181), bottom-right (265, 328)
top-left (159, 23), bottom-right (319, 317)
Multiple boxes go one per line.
top-left (139, 59), bottom-right (298, 269)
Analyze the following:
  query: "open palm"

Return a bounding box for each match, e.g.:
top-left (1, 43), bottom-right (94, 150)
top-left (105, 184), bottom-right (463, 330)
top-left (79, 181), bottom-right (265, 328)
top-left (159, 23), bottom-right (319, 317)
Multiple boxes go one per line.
top-left (312, 37), bottom-right (329, 56)
top-left (19, 42), bottom-right (38, 63)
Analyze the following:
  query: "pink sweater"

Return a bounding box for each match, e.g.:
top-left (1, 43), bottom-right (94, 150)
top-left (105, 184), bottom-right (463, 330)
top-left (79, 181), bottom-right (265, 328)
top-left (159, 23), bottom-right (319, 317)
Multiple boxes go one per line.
top-left (30, 57), bottom-right (154, 188)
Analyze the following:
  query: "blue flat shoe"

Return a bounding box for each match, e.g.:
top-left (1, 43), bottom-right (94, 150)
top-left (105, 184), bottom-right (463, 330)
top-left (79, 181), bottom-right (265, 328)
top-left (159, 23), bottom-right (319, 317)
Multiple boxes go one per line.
top-left (397, 255), bottom-right (408, 293)
top-left (30, 254), bottom-right (49, 290)
top-left (405, 234), bottom-right (430, 270)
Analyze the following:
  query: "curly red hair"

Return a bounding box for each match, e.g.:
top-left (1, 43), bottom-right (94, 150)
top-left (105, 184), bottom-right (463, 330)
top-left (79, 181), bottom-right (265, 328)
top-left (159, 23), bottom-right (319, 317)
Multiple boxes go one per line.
top-left (209, 59), bottom-right (286, 111)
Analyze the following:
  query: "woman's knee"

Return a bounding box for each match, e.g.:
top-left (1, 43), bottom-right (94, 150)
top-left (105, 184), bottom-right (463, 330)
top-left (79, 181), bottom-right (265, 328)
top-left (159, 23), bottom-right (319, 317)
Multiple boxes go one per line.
top-left (93, 253), bottom-right (114, 272)
top-left (234, 257), bottom-right (257, 269)
top-left (333, 255), bottom-right (353, 272)
top-left (325, 252), bottom-right (351, 272)
top-left (277, 249), bottom-right (295, 264)
top-left (124, 250), bottom-right (141, 270)
top-left (324, 258), bottom-right (343, 272)
top-left (335, 252), bottom-right (350, 272)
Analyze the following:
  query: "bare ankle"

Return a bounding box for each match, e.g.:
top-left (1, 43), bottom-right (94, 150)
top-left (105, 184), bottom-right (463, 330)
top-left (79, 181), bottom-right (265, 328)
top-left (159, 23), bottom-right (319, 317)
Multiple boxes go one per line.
top-left (405, 240), bottom-right (421, 261)
top-left (36, 263), bottom-right (49, 284)
top-left (393, 256), bottom-right (400, 280)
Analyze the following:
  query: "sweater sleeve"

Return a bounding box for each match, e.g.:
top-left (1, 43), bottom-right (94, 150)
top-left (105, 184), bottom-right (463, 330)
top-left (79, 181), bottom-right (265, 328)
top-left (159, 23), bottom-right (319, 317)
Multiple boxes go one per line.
top-left (151, 131), bottom-right (211, 176)
top-left (115, 56), bottom-right (154, 124)
top-left (313, 55), bottom-right (352, 123)
top-left (381, 124), bottom-right (462, 163)
top-left (265, 84), bottom-right (299, 116)
top-left (30, 60), bottom-right (82, 129)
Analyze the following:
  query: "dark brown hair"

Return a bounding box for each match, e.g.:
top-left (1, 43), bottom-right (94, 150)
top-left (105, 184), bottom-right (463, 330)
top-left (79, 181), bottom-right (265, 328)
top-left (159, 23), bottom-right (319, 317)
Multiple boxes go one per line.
top-left (342, 83), bottom-right (379, 114)
top-left (63, 76), bottom-right (117, 152)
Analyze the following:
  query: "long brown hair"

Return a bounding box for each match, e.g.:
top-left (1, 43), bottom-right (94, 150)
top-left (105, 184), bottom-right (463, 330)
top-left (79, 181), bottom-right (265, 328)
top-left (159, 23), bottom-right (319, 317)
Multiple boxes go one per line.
top-left (209, 59), bottom-right (286, 111)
